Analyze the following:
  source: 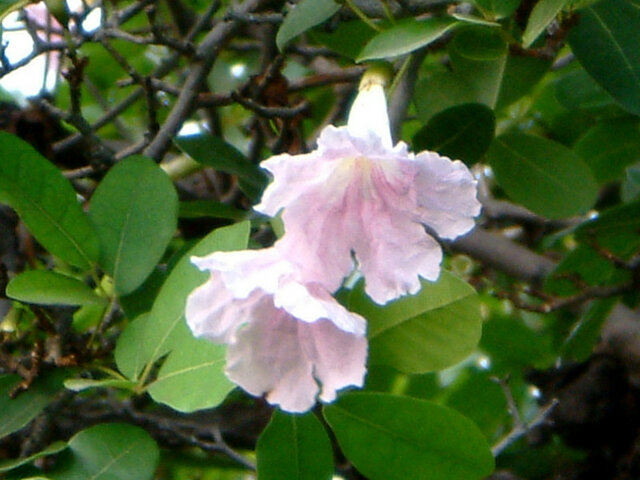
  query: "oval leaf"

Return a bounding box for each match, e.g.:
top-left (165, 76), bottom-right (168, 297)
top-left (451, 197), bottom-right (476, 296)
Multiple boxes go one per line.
top-left (275, 0), bottom-right (340, 51)
top-left (357, 17), bottom-right (458, 62)
top-left (568, 0), bottom-right (640, 116)
top-left (324, 393), bottom-right (495, 480)
top-left (115, 313), bottom-right (150, 381)
top-left (50, 423), bottom-right (159, 480)
top-left (412, 103), bottom-right (495, 165)
top-left (0, 372), bottom-right (65, 438)
top-left (573, 119), bottom-right (640, 184)
top-left (147, 329), bottom-right (233, 412)
top-left (257, 411), bottom-right (333, 480)
top-left (175, 135), bottom-right (267, 199)
top-left (89, 155), bottom-right (178, 296)
top-left (451, 26), bottom-right (507, 61)
top-left (0, 442), bottom-right (68, 473)
top-left (523, 0), bottom-right (570, 47)
top-left (488, 133), bottom-right (598, 219)
top-left (0, 132), bottom-right (99, 269)
top-left (349, 272), bottom-right (482, 373)
top-left (7, 270), bottom-right (105, 306)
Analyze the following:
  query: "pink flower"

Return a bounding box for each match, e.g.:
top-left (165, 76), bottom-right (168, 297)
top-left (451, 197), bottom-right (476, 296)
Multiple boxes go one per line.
top-left (255, 73), bottom-right (481, 304)
top-left (185, 248), bottom-right (367, 413)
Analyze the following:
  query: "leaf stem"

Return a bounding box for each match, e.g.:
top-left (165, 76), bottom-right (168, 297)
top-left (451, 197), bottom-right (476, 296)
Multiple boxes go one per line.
top-left (388, 55), bottom-right (412, 99)
top-left (378, 0), bottom-right (395, 23)
top-left (344, 0), bottom-right (382, 32)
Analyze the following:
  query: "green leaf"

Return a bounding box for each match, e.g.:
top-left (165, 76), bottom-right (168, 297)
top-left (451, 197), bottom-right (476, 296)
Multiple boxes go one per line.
top-left (115, 314), bottom-right (150, 381)
top-left (0, 442), bottom-right (68, 473)
top-left (257, 411), bottom-right (333, 480)
top-left (0, 132), bottom-right (99, 269)
top-left (622, 163), bottom-right (640, 202)
top-left (523, 0), bottom-right (570, 47)
top-left (481, 315), bottom-right (554, 369)
top-left (488, 133), bottom-right (598, 219)
top-left (311, 21), bottom-right (376, 60)
top-left (349, 272), bottom-right (482, 373)
top-left (412, 103), bottom-right (495, 165)
top-left (443, 369), bottom-right (509, 438)
top-left (562, 298), bottom-right (617, 361)
top-left (357, 17), bottom-right (459, 62)
top-left (6, 270), bottom-right (106, 306)
top-left (414, 30), bottom-right (549, 120)
top-left (118, 268), bottom-right (166, 320)
top-left (276, 0), bottom-right (341, 51)
top-left (470, 0), bottom-right (520, 19)
top-left (568, 0), bottom-right (640, 116)
top-left (494, 54), bottom-right (551, 111)
top-left (450, 13), bottom-right (501, 27)
top-left (0, 371), bottom-right (65, 438)
top-left (575, 200), bottom-right (640, 257)
top-left (413, 74), bottom-right (476, 122)
top-left (175, 135), bottom-right (267, 199)
top-left (179, 200), bottom-right (249, 221)
top-left (49, 423), bottom-right (159, 480)
top-left (573, 120), bottom-right (640, 184)
top-left (554, 67), bottom-right (616, 111)
top-left (324, 393), bottom-right (494, 480)
top-left (147, 327), bottom-right (233, 413)
top-left (450, 26), bottom-right (507, 61)
top-left (89, 156), bottom-right (178, 296)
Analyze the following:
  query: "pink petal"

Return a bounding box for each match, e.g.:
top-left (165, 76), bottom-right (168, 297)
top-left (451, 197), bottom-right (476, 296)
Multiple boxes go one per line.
top-left (226, 302), bottom-right (366, 413)
top-left (255, 121), bottom-right (480, 304)
top-left (414, 151), bottom-right (482, 239)
top-left (185, 275), bottom-right (259, 343)
top-left (191, 248), bottom-right (293, 299)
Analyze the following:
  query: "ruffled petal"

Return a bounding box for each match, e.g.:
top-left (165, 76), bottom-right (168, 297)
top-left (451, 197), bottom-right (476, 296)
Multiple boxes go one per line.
top-left (185, 275), bottom-right (258, 343)
top-left (414, 151), bottom-right (482, 239)
top-left (226, 303), bottom-right (366, 413)
top-left (354, 219), bottom-right (443, 304)
top-left (300, 319), bottom-right (367, 403)
top-left (191, 248), bottom-right (293, 299)
top-left (274, 279), bottom-right (367, 335)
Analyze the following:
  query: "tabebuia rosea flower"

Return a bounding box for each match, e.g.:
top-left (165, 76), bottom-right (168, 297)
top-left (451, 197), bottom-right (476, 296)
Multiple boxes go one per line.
top-left (185, 247), bottom-right (367, 413)
top-left (185, 67), bottom-right (481, 413)
top-left (255, 68), bottom-right (481, 304)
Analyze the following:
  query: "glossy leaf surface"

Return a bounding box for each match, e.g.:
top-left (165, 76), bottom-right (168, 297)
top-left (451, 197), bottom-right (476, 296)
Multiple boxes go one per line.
top-left (257, 411), bottom-right (333, 480)
top-left (0, 132), bottom-right (99, 269)
top-left (324, 393), bottom-right (494, 480)
top-left (488, 133), bottom-right (598, 218)
top-left (349, 272), bottom-right (482, 373)
top-left (6, 270), bottom-right (105, 306)
top-left (89, 155), bottom-right (178, 296)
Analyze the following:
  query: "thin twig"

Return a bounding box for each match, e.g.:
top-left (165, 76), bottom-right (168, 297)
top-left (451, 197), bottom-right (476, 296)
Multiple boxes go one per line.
top-left (492, 399), bottom-right (558, 456)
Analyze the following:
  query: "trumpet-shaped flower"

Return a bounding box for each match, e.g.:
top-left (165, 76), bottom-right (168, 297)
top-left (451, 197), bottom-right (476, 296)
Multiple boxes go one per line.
top-left (255, 73), bottom-right (481, 304)
top-left (185, 248), bottom-right (367, 413)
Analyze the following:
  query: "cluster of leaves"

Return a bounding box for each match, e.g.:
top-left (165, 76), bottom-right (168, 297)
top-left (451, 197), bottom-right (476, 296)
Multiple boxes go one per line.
top-left (0, 0), bottom-right (639, 479)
